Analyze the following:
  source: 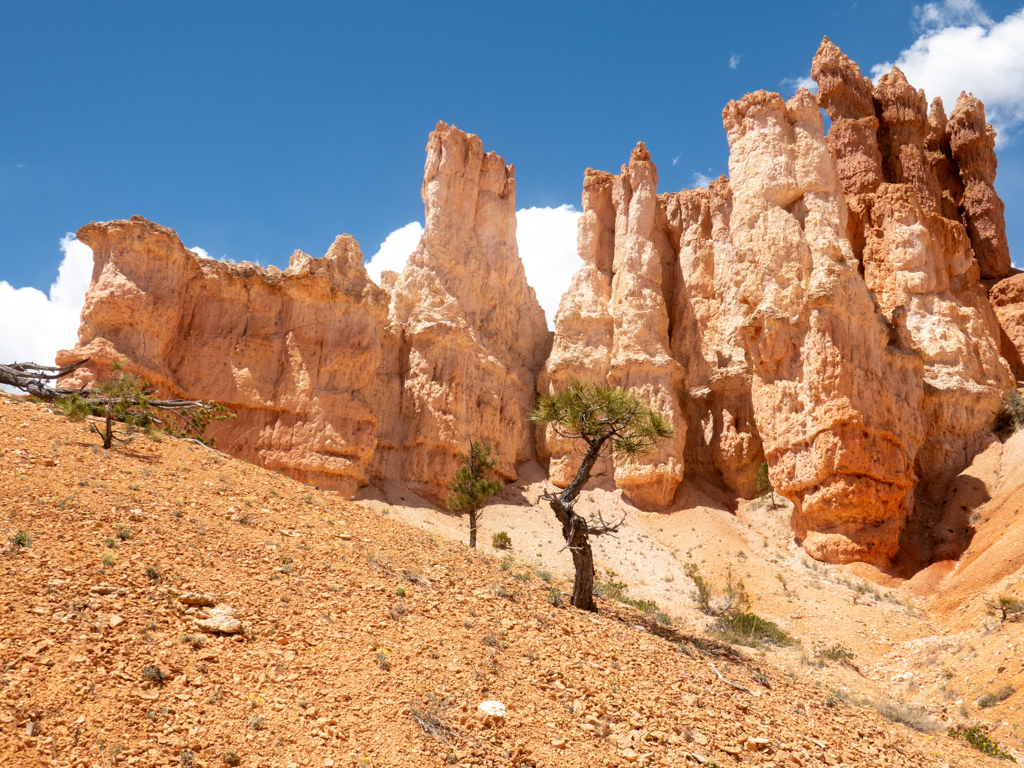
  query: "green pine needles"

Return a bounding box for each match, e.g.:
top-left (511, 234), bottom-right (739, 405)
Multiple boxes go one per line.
top-left (56, 359), bottom-right (232, 449)
top-left (447, 441), bottom-right (504, 548)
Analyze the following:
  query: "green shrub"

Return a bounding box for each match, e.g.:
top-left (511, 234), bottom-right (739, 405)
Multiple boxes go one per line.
top-left (9, 530), bottom-right (31, 550)
top-left (222, 751), bottom-right (242, 767)
top-left (996, 390), bottom-right (1024, 434)
top-left (142, 665), bottom-right (168, 685)
top-left (949, 724), bottom-right (1015, 760)
top-left (492, 531), bottom-right (512, 550)
top-left (712, 612), bottom-right (796, 648)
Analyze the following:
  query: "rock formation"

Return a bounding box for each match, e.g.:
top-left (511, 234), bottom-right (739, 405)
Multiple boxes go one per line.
top-left (58, 44), bottom-right (1022, 567)
top-left (58, 122), bottom-right (550, 504)
top-left (990, 273), bottom-right (1024, 381)
top-left (58, 219), bottom-right (389, 496)
top-left (811, 38), bottom-right (1014, 507)
top-left (542, 39), bottom-right (1016, 563)
top-left (371, 122), bottom-right (551, 500)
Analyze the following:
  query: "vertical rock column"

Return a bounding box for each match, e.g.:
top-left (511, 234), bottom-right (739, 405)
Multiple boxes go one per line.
top-left (538, 147), bottom-right (687, 509)
top-left (727, 89), bottom-right (925, 565)
top-left (950, 93), bottom-right (1012, 280)
top-left (536, 169), bottom-right (617, 487)
top-left (662, 179), bottom-right (765, 498)
top-left (372, 122), bottom-right (552, 502)
top-left (605, 144), bottom-right (686, 508)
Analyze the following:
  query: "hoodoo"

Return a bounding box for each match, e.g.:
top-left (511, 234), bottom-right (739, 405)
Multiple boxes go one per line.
top-left (59, 41), bottom-right (1023, 567)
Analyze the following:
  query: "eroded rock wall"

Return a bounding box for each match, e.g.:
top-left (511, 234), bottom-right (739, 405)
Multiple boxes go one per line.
top-left (725, 88), bottom-right (925, 565)
top-left (811, 38), bottom-right (1014, 511)
top-left (57, 218), bottom-right (389, 496)
top-left (58, 123), bottom-right (551, 504)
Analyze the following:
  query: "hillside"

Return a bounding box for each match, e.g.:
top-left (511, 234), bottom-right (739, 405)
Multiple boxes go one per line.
top-left (1, 396), bottom-right (1018, 768)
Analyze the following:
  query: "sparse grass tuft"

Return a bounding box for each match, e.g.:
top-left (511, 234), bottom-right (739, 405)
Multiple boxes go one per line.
top-left (9, 529), bottom-right (31, 552)
top-left (181, 635), bottom-right (205, 650)
top-left (815, 643), bottom-right (856, 666)
top-left (713, 612), bottom-right (796, 648)
top-left (409, 695), bottom-right (459, 744)
top-left (866, 699), bottom-right (941, 732)
top-left (684, 563), bottom-right (749, 616)
top-left (142, 665), bottom-right (168, 685)
top-left (978, 684), bottom-right (1015, 709)
top-left (222, 751), bottom-right (242, 766)
top-left (144, 565), bottom-right (160, 583)
top-left (492, 531), bottom-right (512, 550)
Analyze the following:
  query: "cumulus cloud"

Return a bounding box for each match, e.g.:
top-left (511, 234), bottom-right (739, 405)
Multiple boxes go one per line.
top-left (0, 235), bottom-right (93, 368)
top-left (515, 205), bottom-right (582, 329)
top-left (364, 221), bottom-right (424, 285)
top-left (729, 54), bottom-right (742, 70)
top-left (691, 172), bottom-right (714, 189)
top-left (871, 2), bottom-right (1024, 141)
top-left (914, 0), bottom-right (993, 29)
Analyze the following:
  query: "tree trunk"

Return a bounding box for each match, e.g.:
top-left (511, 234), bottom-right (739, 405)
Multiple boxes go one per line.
top-left (569, 532), bottom-right (597, 612)
top-left (102, 406), bottom-right (113, 450)
top-left (469, 508), bottom-right (478, 549)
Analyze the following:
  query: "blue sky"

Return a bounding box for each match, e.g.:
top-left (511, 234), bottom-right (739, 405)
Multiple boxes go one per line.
top-left (1, 0), bottom-right (1023, 363)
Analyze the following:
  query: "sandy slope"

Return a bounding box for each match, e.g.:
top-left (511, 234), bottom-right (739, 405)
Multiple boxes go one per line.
top-left (0, 395), bottom-right (1015, 767)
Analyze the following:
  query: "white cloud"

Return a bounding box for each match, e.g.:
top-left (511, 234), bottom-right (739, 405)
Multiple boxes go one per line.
top-left (871, 3), bottom-right (1024, 141)
top-left (729, 54), bottom-right (742, 70)
top-left (671, 153), bottom-right (681, 166)
top-left (189, 246), bottom-right (211, 259)
top-left (691, 172), bottom-right (714, 189)
top-left (0, 235), bottom-right (93, 367)
top-left (781, 75), bottom-right (818, 95)
top-left (364, 221), bottom-right (424, 285)
top-left (914, 0), bottom-right (992, 30)
top-left (515, 205), bottom-right (582, 330)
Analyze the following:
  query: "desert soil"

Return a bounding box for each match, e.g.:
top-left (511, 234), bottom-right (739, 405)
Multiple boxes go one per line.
top-left (0, 395), bottom-right (1018, 767)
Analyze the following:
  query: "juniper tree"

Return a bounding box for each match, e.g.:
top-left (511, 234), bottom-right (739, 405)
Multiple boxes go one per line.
top-left (446, 441), bottom-right (503, 548)
top-left (532, 381), bottom-right (673, 611)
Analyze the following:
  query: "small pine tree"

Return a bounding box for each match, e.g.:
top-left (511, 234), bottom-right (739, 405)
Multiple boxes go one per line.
top-left (447, 441), bottom-right (504, 548)
top-left (756, 461), bottom-right (777, 509)
top-left (57, 360), bottom-right (232, 449)
top-left (532, 380), bottom-right (673, 611)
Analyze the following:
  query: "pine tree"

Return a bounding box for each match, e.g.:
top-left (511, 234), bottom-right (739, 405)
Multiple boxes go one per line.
top-left (532, 381), bottom-right (673, 611)
top-left (447, 441), bottom-right (504, 548)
